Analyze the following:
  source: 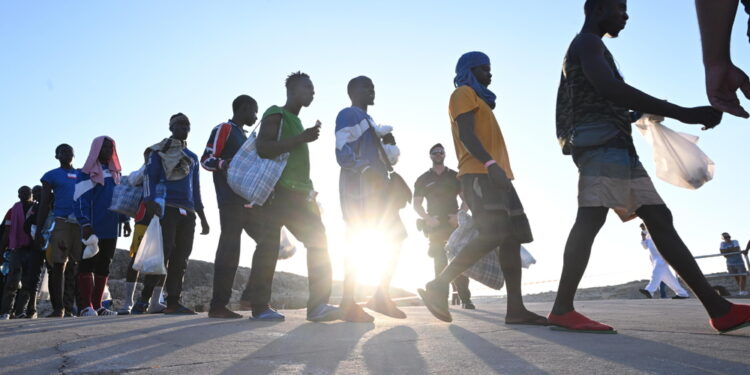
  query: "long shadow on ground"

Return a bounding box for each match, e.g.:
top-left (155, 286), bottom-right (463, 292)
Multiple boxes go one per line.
top-left (219, 322), bottom-right (373, 374)
top-left (362, 326), bottom-right (428, 374)
top-left (449, 325), bottom-right (550, 374)
top-left (5, 316), bottom-right (259, 374)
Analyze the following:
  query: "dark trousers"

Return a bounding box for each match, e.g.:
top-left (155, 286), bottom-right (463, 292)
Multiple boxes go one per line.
top-left (432, 246), bottom-right (471, 303)
top-left (242, 187), bottom-right (332, 314)
top-left (428, 225), bottom-right (471, 303)
top-left (0, 248), bottom-right (44, 315)
top-left (156, 206), bottom-right (195, 306)
top-left (48, 260), bottom-right (78, 313)
top-left (210, 204), bottom-right (262, 310)
top-left (79, 238), bottom-right (117, 276)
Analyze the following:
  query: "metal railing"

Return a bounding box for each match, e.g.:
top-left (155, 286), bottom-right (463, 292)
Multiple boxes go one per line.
top-left (694, 250), bottom-right (750, 278)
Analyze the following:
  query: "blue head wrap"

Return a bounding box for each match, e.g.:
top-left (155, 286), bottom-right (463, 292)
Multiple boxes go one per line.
top-left (454, 51), bottom-right (496, 109)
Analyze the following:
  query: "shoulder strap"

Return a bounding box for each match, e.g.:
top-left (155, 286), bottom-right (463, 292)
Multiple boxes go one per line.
top-left (567, 37), bottom-right (632, 140)
top-left (365, 118), bottom-right (394, 172)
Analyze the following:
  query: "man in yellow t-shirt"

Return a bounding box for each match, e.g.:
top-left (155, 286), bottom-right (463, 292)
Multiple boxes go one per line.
top-left (418, 51), bottom-right (546, 326)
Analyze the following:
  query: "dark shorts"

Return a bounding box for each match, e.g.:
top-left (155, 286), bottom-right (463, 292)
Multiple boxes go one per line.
top-left (459, 174), bottom-right (533, 244)
top-left (728, 263), bottom-right (748, 275)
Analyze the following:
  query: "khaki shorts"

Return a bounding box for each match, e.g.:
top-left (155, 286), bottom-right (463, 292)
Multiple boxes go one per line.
top-left (575, 147), bottom-right (664, 222)
top-left (47, 218), bottom-right (82, 264)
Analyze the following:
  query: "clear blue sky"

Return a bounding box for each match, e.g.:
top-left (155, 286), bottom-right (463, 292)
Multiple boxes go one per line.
top-left (1, 1), bottom-right (748, 294)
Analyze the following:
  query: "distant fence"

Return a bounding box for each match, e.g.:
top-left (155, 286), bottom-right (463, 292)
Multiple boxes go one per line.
top-left (694, 250), bottom-right (750, 278)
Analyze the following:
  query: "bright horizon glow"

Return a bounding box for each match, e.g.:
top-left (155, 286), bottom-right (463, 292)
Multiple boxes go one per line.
top-left (1, 2), bottom-right (749, 298)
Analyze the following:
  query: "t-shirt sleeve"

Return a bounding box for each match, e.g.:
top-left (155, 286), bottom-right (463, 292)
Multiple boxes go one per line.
top-left (262, 105), bottom-right (283, 121)
top-left (449, 86), bottom-right (479, 121)
top-left (40, 170), bottom-right (54, 185)
top-left (413, 174), bottom-right (426, 197)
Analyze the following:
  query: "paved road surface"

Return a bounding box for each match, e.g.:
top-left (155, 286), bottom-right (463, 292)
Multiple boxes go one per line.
top-left (1, 299), bottom-right (749, 374)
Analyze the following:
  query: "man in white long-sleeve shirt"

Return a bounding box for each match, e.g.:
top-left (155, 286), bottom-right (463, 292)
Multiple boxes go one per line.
top-left (638, 223), bottom-right (689, 299)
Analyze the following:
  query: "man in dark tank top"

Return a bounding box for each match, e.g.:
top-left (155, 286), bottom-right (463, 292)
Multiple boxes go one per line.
top-left (550, 0), bottom-right (750, 334)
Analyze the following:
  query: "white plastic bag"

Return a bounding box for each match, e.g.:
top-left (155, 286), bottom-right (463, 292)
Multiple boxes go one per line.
top-left (278, 227), bottom-right (297, 260)
top-left (132, 217), bottom-right (167, 275)
top-left (635, 114), bottom-right (715, 189)
top-left (446, 210), bottom-right (538, 290)
top-left (520, 246), bottom-right (536, 269)
top-left (82, 234), bottom-right (99, 260)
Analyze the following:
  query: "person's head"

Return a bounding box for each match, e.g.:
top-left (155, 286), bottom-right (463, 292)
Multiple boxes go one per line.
top-left (584, 0), bottom-right (628, 37)
top-left (285, 71), bottom-right (314, 107)
top-left (429, 143), bottom-right (445, 165)
top-left (347, 76), bottom-right (375, 106)
top-left (18, 186), bottom-right (31, 202)
top-left (639, 223), bottom-right (646, 231)
top-left (32, 185), bottom-right (42, 202)
top-left (722, 232), bottom-right (731, 241)
top-left (232, 95), bottom-right (258, 126)
top-left (55, 143), bottom-right (74, 165)
top-left (456, 52), bottom-right (492, 88)
top-left (169, 113), bottom-right (191, 141)
top-left (98, 138), bottom-right (113, 163)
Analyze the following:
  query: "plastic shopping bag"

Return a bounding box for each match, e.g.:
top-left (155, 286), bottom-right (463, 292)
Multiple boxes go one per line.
top-left (132, 217), bottom-right (167, 275)
top-left (635, 114), bottom-right (715, 189)
top-left (446, 210), bottom-right (537, 290)
top-left (109, 175), bottom-right (144, 217)
top-left (82, 235), bottom-right (99, 260)
top-left (227, 124), bottom-right (289, 207)
top-left (520, 246), bottom-right (536, 269)
top-left (278, 227), bottom-right (297, 260)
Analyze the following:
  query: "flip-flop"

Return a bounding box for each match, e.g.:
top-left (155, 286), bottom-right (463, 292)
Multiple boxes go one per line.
top-left (418, 288), bottom-right (452, 323)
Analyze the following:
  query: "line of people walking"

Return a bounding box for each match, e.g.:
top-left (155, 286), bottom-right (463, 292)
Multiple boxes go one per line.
top-left (1, 0), bottom-right (749, 336)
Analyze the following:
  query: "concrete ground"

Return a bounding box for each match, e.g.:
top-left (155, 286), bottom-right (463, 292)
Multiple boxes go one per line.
top-left (0, 299), bottom-right (749, 374)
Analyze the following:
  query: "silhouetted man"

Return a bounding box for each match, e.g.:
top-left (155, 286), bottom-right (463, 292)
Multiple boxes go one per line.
top-left (418, 52), bottom-right (546, 326)
top-left (336, 76), bottom-right (409, 322)
top-left (142, 113), bottom-right (209, 315)
top-left (551, 0), bottom-right (749, 333)
top-left (202, 95), bottom-right (264, 319)
top-left (0, 186), bottom-right (40, 320)
top-left (35, 144), bottom-right (80, 317)
top-left (244, 72), bottom-right (338, 322)
top-left (413, 143), bottom-right (473, 309)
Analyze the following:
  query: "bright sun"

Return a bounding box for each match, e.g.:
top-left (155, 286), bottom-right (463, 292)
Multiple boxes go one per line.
top-left (344, 229), bottom-right (397, 287)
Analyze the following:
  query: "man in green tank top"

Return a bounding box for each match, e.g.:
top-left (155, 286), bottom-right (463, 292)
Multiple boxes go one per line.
top-left (242, 72), bottom-right (340, 322)
top-left (550, 0), bottom-right (750, 335)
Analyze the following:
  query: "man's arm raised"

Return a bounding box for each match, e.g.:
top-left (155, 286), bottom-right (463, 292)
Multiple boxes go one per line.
top-left (575, 34), bottom-right (722, 129)
top-left (256, 114), bottom-right (320, 159)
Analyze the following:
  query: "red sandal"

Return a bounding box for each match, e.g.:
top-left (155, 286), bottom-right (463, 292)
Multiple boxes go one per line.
top-left (710, 304), bottom-right (750, 334)
top-left (548, 310), bottom-right (617, 334)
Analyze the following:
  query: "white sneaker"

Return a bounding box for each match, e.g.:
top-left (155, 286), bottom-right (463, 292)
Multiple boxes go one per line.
top-left (96, 307), bottom-right (118, 316)
top-left (0, 314), bottom-right (9, 320)
top-left (148, 302), bottom-right (167, 314)
top-left (739, 291), bottom-right (749, 296)
top-left (79, 307), bottom-right (98, 317)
